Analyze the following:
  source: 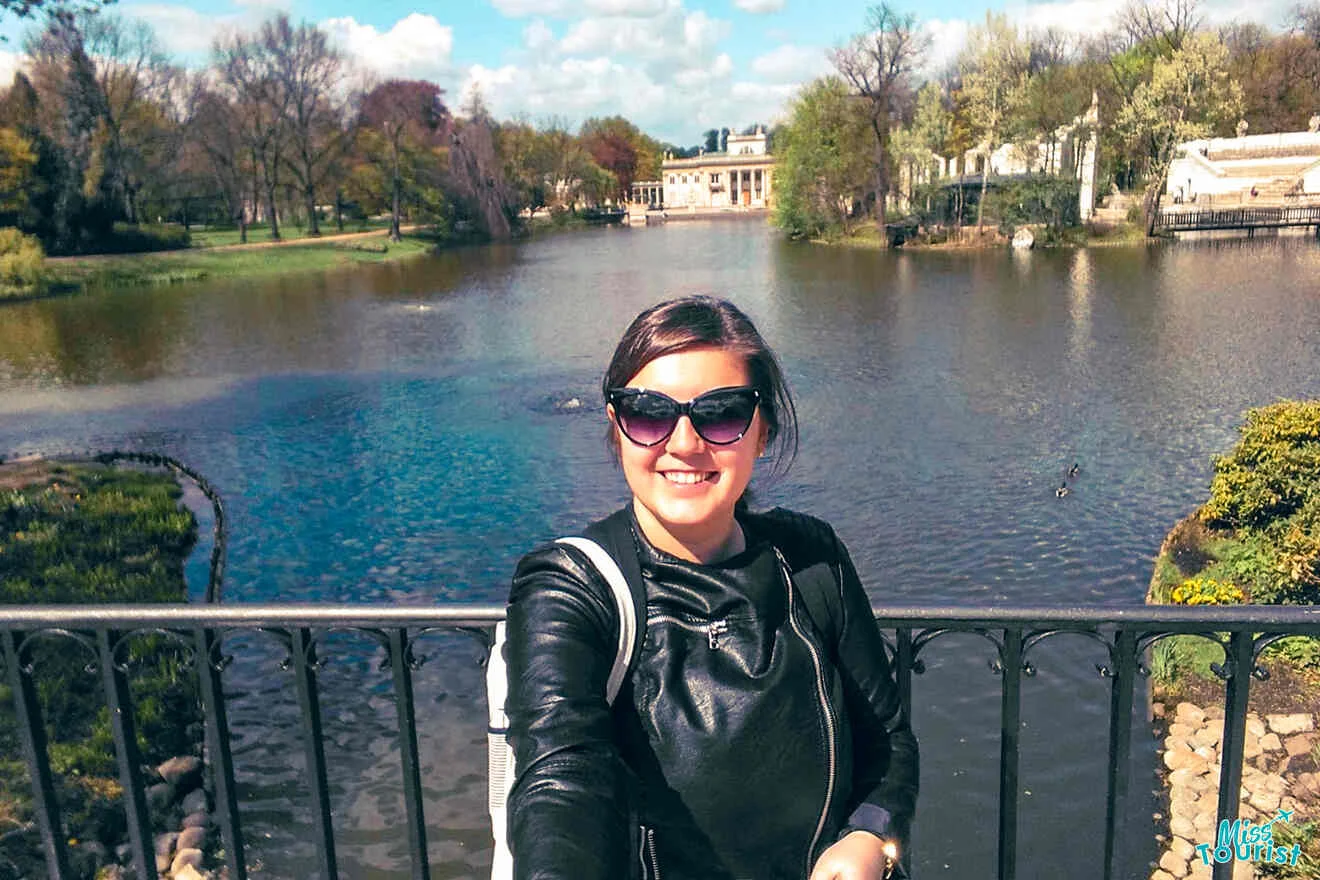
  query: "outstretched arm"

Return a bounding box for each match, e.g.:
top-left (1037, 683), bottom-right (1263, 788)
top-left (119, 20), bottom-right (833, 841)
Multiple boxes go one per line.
top-left (504, 545), bottom-right (635, 880)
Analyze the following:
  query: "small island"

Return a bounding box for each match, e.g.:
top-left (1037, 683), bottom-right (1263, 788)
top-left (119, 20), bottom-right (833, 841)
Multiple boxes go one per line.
top-left (1144, 400), bottom-right (1320, 880)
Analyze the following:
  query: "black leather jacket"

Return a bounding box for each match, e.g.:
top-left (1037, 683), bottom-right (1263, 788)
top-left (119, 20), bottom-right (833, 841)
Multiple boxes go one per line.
top-left (505, 507), bottom-right (919, 880)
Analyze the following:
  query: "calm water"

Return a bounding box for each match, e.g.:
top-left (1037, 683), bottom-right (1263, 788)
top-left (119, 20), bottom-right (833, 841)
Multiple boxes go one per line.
top-left (4, 224), bottom-right (1319, 878)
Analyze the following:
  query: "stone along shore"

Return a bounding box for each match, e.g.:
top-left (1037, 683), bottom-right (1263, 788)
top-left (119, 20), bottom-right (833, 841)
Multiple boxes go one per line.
top-left (1151, 702), bottom-right (1317, 880)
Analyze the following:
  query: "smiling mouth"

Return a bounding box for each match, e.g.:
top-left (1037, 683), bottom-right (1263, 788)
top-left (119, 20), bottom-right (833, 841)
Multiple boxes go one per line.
top-left (662, 471), bottom-right (716, 485)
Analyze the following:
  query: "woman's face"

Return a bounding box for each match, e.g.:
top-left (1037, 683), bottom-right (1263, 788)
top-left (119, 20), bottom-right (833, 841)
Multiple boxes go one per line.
top-left (608, 346), bottom-right (766, 561)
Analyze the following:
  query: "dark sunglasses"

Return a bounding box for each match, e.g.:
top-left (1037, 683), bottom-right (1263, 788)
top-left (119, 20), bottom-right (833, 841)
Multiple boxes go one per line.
top-left (607, 386), bottom-right (761, 447)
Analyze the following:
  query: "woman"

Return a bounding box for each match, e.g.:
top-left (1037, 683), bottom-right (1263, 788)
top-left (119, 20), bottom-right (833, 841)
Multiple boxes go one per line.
top-left (505, 296), bottom-right (918, 879)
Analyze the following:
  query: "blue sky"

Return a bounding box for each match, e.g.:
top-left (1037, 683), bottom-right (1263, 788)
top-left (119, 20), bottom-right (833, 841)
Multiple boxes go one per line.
top-left (0, 0), bottom-right (1296, 144)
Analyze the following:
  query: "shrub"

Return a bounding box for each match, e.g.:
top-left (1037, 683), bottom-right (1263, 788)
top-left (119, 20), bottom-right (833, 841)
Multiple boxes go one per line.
top-left (984, 175), bottom-right (1081, 236)
top-left (88, 222), bottom-right (191, 255)
top-left (0, 226), bottom-right (46, 295)
top-left (1202, 400), bottom-right (1320, 530)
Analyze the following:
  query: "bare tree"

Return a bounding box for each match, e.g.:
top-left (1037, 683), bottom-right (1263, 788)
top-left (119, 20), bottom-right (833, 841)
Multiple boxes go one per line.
top-left (213, 28), bottom-right (288, 240)
top-left (1118, 0), bottom-right (1202, 54)
top-left (263, 14), bottom-right (352, 236)
top-left (830, 2), bottom-right (929, 239)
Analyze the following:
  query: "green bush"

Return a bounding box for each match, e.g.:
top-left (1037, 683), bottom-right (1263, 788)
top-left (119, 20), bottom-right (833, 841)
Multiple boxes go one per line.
top-left (983, 174), bottom-right (1081, 236)
top-left (0, 226), bottom-right (46, 296)
top-left (90, 222), bottom-right (191, 255)
top-left (1203, 400), bottom-right (1320, 530)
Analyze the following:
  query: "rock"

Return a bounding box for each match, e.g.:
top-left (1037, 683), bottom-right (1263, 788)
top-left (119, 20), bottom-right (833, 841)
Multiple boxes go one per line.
top-left (174, 866), bottom-right (208, 880)
top-left (1152, 871), bottom-right (1175, 880)
top-left (1165, 749), bottom-right (1208, 772)
top-left (1169, 723), bottom-right (1197, 739)
top-left (1266, 713), bottom-right (1314, 735)
top-left (157, 755), bottom-right (203, 790)
top-left (1166, 733), bottom-right (1198, 754)
top-left (1245, 718), bottom-right (1266, 739)
top-left (1205, 705), bottom-right (1225, 720)
top-left (1258, 733), bottom-right (1282, 752)
top-left (1248, 788), bottom-right (1280, 813)
top-left (171, 848), bottom-right (205, 874)
top-left (178, 825), bottom-right (206, 851)
top-left (1170, 815), bottom-right (1196, 838)
top-left (1011, 227), bottom-right (1035, 249)
top-left (180, 788), bottom-right (209, 815)
top-left (96, 866), bottom-right (125, 880)
top-left (115, 842), bottom-right (132, 864)
top-left (182, 810), bottom-right (209, 829)
top-left (1231, 860), bottom-right (1254, 880)
top-left (1170, 836), bottom-right (1196, 861)
top-left (1159, 849), bottom-right (1189, 878)
top-left (1177, 703), bottom-right (1207, 726)
top-left (1191, 726), bottom-right (1220, 749)
top-left (1284, 733), bottom-right (1315, 756)
top-left (147, 782), bottom-right (175, 813)
top-left (1243, 735), bottom-right (1262, 759)
top-left (153, 832), bottom-right (179, 858)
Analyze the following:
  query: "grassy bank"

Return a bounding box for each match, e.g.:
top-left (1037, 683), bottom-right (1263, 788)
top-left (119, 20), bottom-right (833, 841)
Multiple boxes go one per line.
top-left (38, 230), bottom-right (439, 294)
top-left (804, 220), bottom-right (1148, 249)
top-left (1, 460), bottom-right (199, 876)
top-left (1146, 400), bottom-right (1320, 704)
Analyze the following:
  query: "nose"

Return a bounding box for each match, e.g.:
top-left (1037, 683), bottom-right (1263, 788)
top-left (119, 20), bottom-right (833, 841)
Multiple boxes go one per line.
top-left (665, 414), bottom-right (705, 452)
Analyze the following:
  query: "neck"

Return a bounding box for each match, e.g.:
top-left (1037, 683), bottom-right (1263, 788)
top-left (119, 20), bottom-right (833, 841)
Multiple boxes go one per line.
top-left (632, 500), bottom-right (744, 564)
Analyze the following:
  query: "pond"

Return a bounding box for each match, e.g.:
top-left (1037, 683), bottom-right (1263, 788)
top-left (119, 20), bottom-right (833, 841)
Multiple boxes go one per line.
top-left (3, 223), bottom-right (1319, 878)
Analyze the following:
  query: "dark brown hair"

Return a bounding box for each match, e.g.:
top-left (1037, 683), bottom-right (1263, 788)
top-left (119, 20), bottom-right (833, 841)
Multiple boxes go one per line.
top-left (601, 295), bottom-right (798, 479)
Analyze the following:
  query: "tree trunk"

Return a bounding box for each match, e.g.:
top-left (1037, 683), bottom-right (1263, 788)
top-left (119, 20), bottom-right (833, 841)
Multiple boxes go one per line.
top-left (390, 170), bottom-right (402, 243)
top-left (335, 189), bottom-right (343, 233)
top-left (1144, 183), bottom-right (1164, 237)
top-left (976, 149), bottom-right (991, 232)
top-left (305, 186), bottom-right (320, 236)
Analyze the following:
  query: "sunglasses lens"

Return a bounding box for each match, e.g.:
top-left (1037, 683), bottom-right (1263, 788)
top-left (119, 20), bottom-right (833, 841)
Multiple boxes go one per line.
top-left (615, 393), bottom-right (678, 446)
top-left (691, 390), bottom-right (758, 444)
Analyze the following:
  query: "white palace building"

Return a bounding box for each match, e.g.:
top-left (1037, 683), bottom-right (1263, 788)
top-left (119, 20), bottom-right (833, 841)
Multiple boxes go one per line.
top-left (630, 127), bottom-right (775, 212)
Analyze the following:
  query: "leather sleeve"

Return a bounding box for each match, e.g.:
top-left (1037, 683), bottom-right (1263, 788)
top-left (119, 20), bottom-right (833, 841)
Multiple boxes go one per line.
top-left (504, 543), bottom-right (635, 880)
top-left (831, 529), bottom-right (921, 845)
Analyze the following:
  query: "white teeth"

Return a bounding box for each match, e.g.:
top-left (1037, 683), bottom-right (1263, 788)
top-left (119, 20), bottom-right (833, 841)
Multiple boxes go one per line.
top-left (663, 471), bottom-right (710, 484)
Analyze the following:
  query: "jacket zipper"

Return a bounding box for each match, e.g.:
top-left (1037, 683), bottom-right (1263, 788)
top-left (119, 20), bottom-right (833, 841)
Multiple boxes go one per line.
top-left (775, 547), bottom-right (837, 872)
top-left (647, 613), bottom-right (730, 650)
top-left (643, 825), bottom-right (661, 879)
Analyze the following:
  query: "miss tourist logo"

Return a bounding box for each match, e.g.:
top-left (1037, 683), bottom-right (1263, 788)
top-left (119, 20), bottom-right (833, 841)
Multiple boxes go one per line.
top-left (1194, 809), bottom-right (1302, 868)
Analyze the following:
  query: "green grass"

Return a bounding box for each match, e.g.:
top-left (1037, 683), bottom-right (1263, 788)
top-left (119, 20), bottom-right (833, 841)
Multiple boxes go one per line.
top-left (1, 461), bottom-right (201, 871)
top-left (44, 232), bottom-right (438, 291)
top-left (188, 219), bottom-right (393, 248)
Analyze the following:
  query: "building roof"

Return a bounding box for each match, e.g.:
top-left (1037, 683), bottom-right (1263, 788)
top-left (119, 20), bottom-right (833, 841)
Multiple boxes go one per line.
top-left (662, 153), bottom-right (777, 170)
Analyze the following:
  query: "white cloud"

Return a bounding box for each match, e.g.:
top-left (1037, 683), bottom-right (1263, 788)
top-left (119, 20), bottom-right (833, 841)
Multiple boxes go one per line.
top-left (734, 0), bottom-right (785, 13)
top-left (523, 20), bottom-right (555, 50)
top-left (922, 18), bottom-right (972, 74)
top-left (492, 0), bottom-right (675, 17)
top-left (322, 14), bottom-right (454, 82)
top-left (128, 4), bottom-right (246, 56)
top-left (1002, 1), bottom-right (1121, 37)
top-left (751, 44), bottom-right (829, 83)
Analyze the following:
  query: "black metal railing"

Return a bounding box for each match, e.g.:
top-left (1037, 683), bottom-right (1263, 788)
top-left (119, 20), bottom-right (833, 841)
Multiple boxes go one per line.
top-left (2, 603), bottom-right (1318, 880)
top-left (1154, 204), bottom-right (1320, 233)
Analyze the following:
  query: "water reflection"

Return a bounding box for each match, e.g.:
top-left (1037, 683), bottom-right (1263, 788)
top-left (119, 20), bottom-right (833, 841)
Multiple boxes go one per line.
top-left (4, 226), bottom-right (1320, 878)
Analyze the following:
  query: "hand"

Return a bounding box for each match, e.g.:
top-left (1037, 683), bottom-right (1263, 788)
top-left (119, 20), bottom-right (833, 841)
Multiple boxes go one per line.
top-left (808, 831), bottom-right (898, 880)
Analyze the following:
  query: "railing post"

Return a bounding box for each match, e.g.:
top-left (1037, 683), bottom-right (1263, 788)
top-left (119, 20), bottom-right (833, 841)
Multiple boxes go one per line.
top-left (2, 631), bottom-right (71, 880)
top-left (291, 627), bottom-right (338, 880)
top-left (1102, 629), bottom-right (1137, 880)
top-left (1212, 631), bottom-right (1254, 880)
top-left (97, 629), bottom-right (155, 880)
top-left (997, 628), bottom-right (1023, 880)
top-left (194, 627), bottom-right (247, 880)
top-left (388, 628), bottom-right (431, 880)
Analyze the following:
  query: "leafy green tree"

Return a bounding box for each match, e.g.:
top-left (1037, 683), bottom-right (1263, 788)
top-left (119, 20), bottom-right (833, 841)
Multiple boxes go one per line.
top-left (960, 12), bottom-right (1029, 231)
top-left (831, 2), bottom-right (929, 239)
top-left (1114, 32), bottom-right (1243, 234)
top-left (772, 76), bottom-right (872, 239)
top-left (356, 79), bottom-right (448, 241)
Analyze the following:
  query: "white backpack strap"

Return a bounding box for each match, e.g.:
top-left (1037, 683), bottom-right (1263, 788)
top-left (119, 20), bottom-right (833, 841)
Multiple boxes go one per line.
top-left (555, 536), bottom-right (638, 703)
top-left (488, 537), bottom-right (640, 880)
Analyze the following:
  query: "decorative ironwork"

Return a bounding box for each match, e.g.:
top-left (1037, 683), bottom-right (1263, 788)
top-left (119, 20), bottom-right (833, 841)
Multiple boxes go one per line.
top-left (0, 604), bottom-right (1316, 880)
